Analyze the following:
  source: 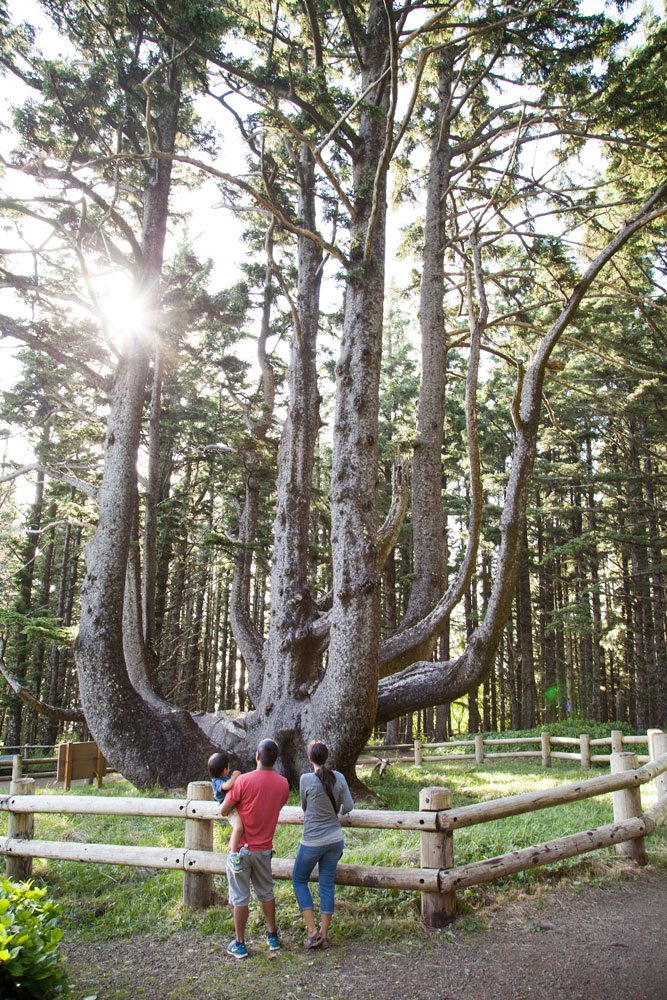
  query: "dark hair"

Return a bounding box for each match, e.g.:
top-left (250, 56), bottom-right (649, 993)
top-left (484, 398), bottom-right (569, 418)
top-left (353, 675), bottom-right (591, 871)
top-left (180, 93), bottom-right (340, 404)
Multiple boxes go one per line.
top-left (308, 740), bottom-right (337, 802)
top-left (257, 738), bottom-right (279, 767)
top-left (207, 752), bottom-right (229, 779)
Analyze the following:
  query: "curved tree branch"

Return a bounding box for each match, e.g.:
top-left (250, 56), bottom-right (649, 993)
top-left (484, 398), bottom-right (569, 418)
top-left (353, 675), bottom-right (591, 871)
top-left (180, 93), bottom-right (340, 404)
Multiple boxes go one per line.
top-left (377, 181), bottom-right (667, 720)
top-left (376, 453), bottom-right (411, 568)
top-left (0, 463), bottom-right (98, 499)
top-left (0, 316), bottom-right (111, 392)
top-left (0, 641), bottom-right (85, 723)
top-left (139, 0), bottom-right (358, 151)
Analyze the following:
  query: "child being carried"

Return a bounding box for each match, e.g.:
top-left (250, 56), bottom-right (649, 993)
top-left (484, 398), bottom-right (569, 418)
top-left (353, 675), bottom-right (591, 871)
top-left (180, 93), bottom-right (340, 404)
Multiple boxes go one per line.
top-left (207, 751), bottom-right (248, 872)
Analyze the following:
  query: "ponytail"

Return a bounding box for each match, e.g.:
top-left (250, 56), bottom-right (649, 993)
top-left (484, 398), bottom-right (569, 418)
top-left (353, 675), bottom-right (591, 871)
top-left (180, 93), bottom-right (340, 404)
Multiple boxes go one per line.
top-left (308, 740), bottom-right (338, 814)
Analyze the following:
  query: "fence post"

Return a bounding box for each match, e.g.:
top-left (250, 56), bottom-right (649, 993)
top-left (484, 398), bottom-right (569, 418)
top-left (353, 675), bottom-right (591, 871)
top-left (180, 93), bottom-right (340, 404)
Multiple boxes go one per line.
top-left (647, 729), bottom-right (663, 762)
top-left (11, 755), bottom-right (22, 781)
top-left (63, 742), bottom-right (73, 791)
top-left (414, 740), bottom-right (423, 767)
top-left (419, 786), bottom-right (455, 927)
top-left (610, 752), bottom-right (647, 865)
top-left (6, 776), bottom-right (35, 881)
top-left (95, 748), bottom-right (105, 789)
top-left (474, 733), bottom-right (484, 764)
top-left (610, 730), bottom-right (624, 754)
top-left (652, 733), bottom-right (667, 800)
top-left (541, 731), bottom-right (551, 769)
top-left (579, 733), bottom-right (591, 770)
top-left (183, 781), bottom-right (214, 910)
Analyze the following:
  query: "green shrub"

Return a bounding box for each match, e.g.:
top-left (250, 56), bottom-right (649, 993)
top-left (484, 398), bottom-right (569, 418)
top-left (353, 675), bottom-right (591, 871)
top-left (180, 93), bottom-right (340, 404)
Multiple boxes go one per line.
top-left (0, 878), bottom-right (69, 999)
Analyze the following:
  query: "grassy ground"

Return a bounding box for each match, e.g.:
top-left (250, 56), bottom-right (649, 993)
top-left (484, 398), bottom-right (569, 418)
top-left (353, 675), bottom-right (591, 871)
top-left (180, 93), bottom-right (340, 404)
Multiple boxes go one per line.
top-left (1, 753), bottom-right (665, 951)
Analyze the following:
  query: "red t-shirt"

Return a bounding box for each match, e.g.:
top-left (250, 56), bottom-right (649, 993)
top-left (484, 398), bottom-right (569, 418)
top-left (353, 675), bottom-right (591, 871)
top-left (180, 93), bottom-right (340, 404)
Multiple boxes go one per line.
top-left (225, 768), bottom-right (290, 851)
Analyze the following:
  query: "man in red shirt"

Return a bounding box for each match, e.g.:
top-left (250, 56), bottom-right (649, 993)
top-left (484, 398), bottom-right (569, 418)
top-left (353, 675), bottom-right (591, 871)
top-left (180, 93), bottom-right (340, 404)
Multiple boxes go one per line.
top-left (220, 738), bottom-right (290, 958)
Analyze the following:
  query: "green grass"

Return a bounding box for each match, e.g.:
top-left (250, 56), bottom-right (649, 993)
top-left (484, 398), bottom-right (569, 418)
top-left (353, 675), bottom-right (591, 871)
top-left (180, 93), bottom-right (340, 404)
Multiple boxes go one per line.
top-left (1, 755), bottom-right (665, 947)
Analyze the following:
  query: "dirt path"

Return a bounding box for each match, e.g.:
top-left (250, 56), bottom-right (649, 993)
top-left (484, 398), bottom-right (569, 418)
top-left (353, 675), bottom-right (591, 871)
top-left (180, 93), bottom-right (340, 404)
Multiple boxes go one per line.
top-left (64, 868), bottom-right (667, 1000)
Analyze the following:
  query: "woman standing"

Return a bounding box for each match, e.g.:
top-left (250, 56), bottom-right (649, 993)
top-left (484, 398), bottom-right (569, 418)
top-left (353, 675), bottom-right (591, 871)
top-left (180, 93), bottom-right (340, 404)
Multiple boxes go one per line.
top-left (292, 740), bottom-right (354, 949)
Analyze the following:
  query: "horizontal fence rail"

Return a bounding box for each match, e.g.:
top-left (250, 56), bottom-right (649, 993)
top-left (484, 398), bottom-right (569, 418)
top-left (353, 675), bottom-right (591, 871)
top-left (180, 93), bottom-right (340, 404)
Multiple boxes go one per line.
top-left (1, 739), bottom-right (666, 927)
top-left (363, 728), bottom-right (664, 771)
top-left (0, 796), bottom-right (438, 830)
top-left (0, 838), bottom-right (439, 894)
top-left (437, 818), bottom-right (650, 892)
top-left (438, 756), bottom-right (667, 830)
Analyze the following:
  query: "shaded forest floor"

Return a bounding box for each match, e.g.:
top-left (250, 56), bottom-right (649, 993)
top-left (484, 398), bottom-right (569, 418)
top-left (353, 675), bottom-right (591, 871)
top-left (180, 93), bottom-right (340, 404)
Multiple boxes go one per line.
top-left (64, 865), bottom-right (667, 1000)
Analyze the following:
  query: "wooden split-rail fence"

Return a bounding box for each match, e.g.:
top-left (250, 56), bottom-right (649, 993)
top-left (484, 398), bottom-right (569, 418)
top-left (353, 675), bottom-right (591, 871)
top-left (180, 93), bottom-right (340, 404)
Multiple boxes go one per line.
top-left (1, 733), bottom-right (666, 928)
top-left (365, 728), bottom-right (664, 772)
top-left (0, 746), bottom-right (58, 781)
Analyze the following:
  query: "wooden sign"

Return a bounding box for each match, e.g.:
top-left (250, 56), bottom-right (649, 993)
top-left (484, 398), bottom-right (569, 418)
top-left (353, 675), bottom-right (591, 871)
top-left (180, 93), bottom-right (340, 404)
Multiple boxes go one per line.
top-left (56, 742), bottom-right (107, 790)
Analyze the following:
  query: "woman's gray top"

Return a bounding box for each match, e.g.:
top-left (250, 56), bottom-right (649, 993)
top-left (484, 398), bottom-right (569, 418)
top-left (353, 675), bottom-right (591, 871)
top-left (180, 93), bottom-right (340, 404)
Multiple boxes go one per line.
top-left (299, 769), bottom-right (354, 847)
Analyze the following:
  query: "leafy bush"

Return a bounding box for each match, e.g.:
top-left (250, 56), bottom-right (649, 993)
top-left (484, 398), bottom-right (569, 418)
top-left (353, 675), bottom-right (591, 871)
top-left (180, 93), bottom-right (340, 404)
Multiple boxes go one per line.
top-left (0, 878), bottom-right (69, 998)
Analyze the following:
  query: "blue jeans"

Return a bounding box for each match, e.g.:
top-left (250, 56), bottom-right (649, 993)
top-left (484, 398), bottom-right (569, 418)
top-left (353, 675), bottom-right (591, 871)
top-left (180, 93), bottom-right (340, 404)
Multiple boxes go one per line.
top-left (292, 840), bottom-right (344, 915)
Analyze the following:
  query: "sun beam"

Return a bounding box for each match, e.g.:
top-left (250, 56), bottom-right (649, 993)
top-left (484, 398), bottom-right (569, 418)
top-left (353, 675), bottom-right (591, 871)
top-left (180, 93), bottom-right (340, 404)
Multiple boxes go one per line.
top-left (91, 270), bottom-right (154, 352)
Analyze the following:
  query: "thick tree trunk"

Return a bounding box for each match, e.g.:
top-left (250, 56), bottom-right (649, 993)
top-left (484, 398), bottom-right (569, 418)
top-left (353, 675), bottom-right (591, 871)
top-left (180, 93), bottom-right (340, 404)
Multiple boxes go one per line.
top-left (403, 52), bottom-right (454, 635)
top-left (256, 148), bottom-right (323, 717)
top-left (74, 65), bottom-right (238, 785)
top-left (142, 344), bottom-right (163, 652)
top-left (304, 0), bottom-right (392, 778)
top-left (76, 339), bottom-right (220, 782)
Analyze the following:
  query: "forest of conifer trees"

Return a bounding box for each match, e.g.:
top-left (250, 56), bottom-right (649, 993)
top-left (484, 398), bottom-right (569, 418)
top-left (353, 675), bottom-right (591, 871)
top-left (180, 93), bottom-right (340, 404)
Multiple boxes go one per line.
top-left (0, 0), bottom-right (664, 785)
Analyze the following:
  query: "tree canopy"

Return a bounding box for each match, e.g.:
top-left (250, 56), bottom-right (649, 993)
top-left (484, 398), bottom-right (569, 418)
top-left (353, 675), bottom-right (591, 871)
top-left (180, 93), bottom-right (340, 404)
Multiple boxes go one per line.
top-left (0, 0), bottom-right (665, 786)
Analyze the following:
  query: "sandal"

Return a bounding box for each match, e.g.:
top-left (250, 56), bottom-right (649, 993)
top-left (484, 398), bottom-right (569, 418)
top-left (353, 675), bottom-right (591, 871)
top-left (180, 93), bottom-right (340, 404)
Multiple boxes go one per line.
top-left (304, 933), bottom-right (322, 949)
top-left (318, 936), bottom-right (330, 950)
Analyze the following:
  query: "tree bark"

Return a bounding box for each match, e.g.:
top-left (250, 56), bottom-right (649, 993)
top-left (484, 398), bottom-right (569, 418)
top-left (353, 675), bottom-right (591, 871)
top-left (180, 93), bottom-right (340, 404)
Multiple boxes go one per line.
top-left (305, 0), bottom-right (393, 780)
top-left (74, 61), bottom-right (238, 784)
top-left (402, 52), bottom-right (455, 635)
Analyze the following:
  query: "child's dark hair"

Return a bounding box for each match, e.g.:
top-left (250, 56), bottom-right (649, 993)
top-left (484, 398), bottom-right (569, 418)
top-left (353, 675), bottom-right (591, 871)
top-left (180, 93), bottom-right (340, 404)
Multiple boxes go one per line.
top-left (207, 752), bottom-right (229, 779)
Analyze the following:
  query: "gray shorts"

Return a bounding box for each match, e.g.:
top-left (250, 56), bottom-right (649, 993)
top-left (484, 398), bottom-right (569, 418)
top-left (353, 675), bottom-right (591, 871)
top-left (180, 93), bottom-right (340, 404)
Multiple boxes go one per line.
top-left (226, 849), bottom-right (274, 907)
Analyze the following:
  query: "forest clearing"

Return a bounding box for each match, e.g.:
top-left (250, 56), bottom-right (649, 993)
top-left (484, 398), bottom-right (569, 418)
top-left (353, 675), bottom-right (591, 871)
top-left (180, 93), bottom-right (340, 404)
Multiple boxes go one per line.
top-left (2, 754), bottom-right (667, 997)
top-left (60, 868), bottom-right (667, 1000)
